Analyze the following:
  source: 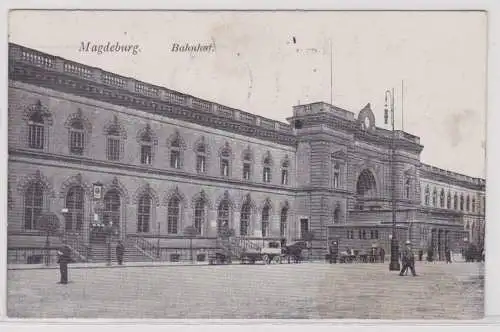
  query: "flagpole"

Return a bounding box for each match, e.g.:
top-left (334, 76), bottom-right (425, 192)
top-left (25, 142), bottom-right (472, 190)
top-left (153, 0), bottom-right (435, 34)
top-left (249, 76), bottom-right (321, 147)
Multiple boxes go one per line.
top-left (401, 80), bottom-right (404, 131)
top-left (330, 39), bottom-right (333, 105)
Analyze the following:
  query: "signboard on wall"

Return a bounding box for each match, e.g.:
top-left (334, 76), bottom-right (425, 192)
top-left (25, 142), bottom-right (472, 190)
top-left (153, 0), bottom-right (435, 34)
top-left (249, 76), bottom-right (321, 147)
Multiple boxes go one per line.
top-left (93, 183), bottom-right (103, 199)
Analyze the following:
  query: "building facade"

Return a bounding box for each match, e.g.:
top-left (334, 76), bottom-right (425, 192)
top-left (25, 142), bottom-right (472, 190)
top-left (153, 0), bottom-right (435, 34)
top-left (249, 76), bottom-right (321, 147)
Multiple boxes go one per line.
top-left (7, 43), bottom-right (486, 261)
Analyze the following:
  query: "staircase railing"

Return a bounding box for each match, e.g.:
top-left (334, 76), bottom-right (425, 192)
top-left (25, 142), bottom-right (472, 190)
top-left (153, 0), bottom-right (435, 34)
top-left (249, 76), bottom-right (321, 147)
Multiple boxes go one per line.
top-left (129, 236), bottom-right (157, 261)
top-left (60, 232), bottom-right (89, 262)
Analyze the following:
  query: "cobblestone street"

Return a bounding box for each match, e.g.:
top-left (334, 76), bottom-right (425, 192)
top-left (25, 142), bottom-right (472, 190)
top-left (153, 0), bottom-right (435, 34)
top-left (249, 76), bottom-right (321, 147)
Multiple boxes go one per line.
top-left (7, 262), bottom-right (484, 319)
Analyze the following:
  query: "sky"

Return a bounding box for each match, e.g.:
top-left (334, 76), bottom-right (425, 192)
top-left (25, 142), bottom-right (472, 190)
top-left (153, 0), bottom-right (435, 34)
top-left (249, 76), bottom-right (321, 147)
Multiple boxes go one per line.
top-left (8, 11), bottom-right (487, 178)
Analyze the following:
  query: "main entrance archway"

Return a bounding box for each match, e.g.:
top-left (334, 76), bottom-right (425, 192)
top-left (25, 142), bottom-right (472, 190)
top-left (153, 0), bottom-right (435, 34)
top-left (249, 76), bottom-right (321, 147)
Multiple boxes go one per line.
top-left (356, 169), bottom-right (377, 198)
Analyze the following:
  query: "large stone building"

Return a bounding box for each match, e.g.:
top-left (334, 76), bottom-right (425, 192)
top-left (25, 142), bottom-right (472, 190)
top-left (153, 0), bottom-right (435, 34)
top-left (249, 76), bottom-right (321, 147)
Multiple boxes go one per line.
top-left (7, 43), bottom-right (485, 263)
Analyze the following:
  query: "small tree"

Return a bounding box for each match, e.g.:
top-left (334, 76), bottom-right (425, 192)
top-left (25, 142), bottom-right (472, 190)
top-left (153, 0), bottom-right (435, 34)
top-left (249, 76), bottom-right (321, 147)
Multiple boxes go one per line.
top-left (302, 231), bottom-right (315, 261)
top-left (184, 225), bottom-right (199, 263)
top-left (219, 223), bottom-right (235, 239)
top-left (37, 212), bottom-right (61, 265)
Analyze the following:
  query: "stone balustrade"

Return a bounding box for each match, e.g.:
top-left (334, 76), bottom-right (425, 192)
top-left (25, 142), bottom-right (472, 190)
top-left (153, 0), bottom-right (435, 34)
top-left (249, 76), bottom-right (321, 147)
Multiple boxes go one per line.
top-left (9, 43), bottom-right (293, 134)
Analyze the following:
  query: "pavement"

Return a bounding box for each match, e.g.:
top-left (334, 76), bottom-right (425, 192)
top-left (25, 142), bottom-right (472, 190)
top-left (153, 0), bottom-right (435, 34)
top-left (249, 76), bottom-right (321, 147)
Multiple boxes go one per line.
top-left (7, 260), bottom-right (484, 320)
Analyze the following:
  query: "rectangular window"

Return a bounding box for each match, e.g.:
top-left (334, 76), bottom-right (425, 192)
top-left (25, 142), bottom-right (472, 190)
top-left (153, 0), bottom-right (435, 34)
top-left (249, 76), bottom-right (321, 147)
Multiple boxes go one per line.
top-left (263, 167), bottom-right (271, 183)
top-left (28, 124), bottom-right (44, 149)
top-left (170, 150), bottom-right (180, 168)
top-left (25, 207), bottom-right (42, 230)
top-left (262, 222), bottom-right (269, 237)
top-left (107, 137), bottom-right (120, 161)
top-left (300, 218), bottom-right (309, 237)
top-left (280, 222), bottom-right (287, 238)
top-left (194, 209), bottom-right (203, 235)
top-left (141, 145), bottom-right (152, 165)
top-left (221, 159), bottom-right (229, 177)
top-left (243, 164), bottom-right (251, 180)
top-left (281, 169), bottom-right (288, 185)
top-left (196, 155), bottom-right (206, 173)
top-left (70, 131), bottom-right (84, 154)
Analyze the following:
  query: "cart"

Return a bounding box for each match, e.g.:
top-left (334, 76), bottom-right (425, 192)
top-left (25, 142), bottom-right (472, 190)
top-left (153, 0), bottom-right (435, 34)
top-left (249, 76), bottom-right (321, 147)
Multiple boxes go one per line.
top-left (240, 241), bottom-right (282, 264)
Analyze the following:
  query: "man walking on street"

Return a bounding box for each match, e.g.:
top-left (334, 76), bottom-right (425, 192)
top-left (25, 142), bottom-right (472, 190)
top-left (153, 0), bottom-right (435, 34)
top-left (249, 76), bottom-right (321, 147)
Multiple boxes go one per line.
top-left (445, 248), bottom-right (452, 263)
top-left (399, 240), bottom-right (417, 277)
top-left (116, 240), bottom-right (125, 265)
top-left (57, 243), bottom-right (73, 284)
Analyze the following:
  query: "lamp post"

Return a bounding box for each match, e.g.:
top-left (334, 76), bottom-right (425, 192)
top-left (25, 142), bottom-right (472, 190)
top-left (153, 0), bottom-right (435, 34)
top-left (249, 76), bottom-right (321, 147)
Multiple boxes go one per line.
top-left (385, 89), bottom-right (400, 271)
top-left (105, 221), bottom-right (113, 266)
top-left (157, 222), bottom-right (161, 258)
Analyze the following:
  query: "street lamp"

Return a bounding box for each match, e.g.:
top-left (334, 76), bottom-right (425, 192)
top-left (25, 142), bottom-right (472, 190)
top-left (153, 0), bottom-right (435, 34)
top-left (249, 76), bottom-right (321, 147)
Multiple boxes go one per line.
top-left (157, 223), bottom-right (161, 258)
top-left (385, 89), bottom-right (400, 271)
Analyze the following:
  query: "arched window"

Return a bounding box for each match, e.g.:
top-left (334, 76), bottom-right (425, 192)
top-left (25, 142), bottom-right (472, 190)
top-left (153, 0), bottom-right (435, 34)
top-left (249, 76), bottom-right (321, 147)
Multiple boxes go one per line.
top-left (424, 185), bottom-right (430, 205)
top-left (103, 190), bottom-right (121, 233)
top-left (447, 191), bottom-right (451, 209)
top-left (220, 146), bottom-right (231, 177)
top-left (69, 120), bottom-right (85, 155)
top-left (106, 124), bottom-right (122, 161)
top-left (466, 195), bottom-right (470, 212)
top-left (137, 194), bottom-right (151, 233)
top-left (240, 201), bottom-right (251, 236)
top-left (170, 136), bottom-right (182, 169)
top-left (28, 111), bottom-right (45, 149)
top-left (404, 178), bottom-right (411, 199)
top-left (167, 196), bottom-right (180, 234)
top-left (453, 193), bottom-right (458, 210)
top-left (440, 189), bottom-right (445, 208)
top-left (263, 155), bottom-right (272, 183)
top-left (472, 197), bottom-right (476, 213)
top-left (333, 161), bottom-right (340, 189)
top-left (242, 150), bottom-right (252, 180)
top-left (333, 206), bottom-right (341, 224)
top-left (217, 199), bottom-right (230, 235)
top-left (460, 194), bottom-right (464, 211)
top-left (194, 199), bottom-right (205, 235)
top-left (140, 129), bottom-right (153, 165)
top-left (195, 140), bottom-right (207, 173)
top-left (280, 206), bottom-right (288, 238)
top-left (24, 182), bottom-right (44, 230)
top-left (65, 186), bottom-right (84, 232)
top-left (432, 188), bottom-right (437, 207)
top-left (281, 159), bottom-right (289, 185)
top-left (261, 204), bottom-right (270, 237)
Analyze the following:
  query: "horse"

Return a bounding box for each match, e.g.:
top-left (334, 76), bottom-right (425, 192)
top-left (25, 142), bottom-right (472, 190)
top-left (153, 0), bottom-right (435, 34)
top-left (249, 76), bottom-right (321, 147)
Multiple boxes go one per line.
top-left (282, 241), bottom-right (308, 264)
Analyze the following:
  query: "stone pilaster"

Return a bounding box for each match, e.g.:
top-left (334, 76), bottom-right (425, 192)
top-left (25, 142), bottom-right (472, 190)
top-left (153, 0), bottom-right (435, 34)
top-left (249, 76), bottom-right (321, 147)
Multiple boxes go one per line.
top-left (233, 211), bottom-right (241, 236)
top-left (207, 209), bottom-right (217, 237)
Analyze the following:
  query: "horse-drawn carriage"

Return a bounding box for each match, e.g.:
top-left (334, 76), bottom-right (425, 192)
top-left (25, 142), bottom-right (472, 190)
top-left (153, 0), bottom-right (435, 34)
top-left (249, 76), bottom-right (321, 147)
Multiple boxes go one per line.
top-left (240, 240), bottom-right (309, 264)
top-left (240, 241), bottom-right (282, 264)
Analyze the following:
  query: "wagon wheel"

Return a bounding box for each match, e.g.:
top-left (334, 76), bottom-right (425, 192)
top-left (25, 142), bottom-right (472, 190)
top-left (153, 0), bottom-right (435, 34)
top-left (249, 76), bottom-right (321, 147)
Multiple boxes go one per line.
top-left (262, 254), bottom-right (270, 264)
top-left (273, 255), bottom-right (281, 264)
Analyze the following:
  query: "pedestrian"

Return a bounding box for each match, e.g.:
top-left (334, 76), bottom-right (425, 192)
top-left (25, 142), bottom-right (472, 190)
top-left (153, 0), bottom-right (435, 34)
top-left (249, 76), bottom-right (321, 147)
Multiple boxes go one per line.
top-left (116, 240), bottom-right (125, 265)
top-left (379, 247), bottom-right (385, 263)
top-left (445, 248), bottom-right (452, 263)
top-left (427, 248), bottom-right (434, 263)
top-left (418, 249), bottom-right (423, 262)
top-left (329, 245), bottom-right (338, 264)
top-left (57, 243), bottom-right (73, 284)
top-left (399, 240), bottom-right (417, 277)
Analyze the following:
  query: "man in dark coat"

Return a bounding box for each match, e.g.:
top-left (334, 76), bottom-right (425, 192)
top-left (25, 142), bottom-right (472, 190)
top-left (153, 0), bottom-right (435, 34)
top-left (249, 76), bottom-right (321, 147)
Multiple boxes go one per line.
top-left (57, 244), bottom-right (73, 284)
top-left (379, 247), bottom-right (385, 263)
top-left (116, 241), bottom-right (125, 265)
top-left (445, 248), bottom-right (452, 263)
top-left (399, 241), bottom-right (417, 277)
